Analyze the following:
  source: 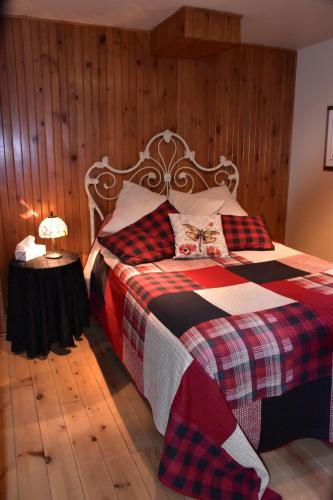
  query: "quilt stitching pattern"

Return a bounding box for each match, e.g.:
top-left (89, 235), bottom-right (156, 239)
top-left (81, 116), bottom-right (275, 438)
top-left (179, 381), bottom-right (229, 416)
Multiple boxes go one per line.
top-left (290, 272), bottom-right (333, 295)
top-left (159, 411), bottom-right (262, 499)
top-left (126, 272), bottom-right (201, 308)
top-left (215, 252), bottom-right (252, 267)
top-left (181, 302), bottom-right (331, 408)
top-left (123, 294), bottom-right (148, 359)
top-left (114, 262), bottom-right (140, 283)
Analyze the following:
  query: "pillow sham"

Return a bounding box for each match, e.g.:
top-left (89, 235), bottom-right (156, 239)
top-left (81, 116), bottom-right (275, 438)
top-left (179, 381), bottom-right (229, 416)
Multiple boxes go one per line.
top-left (169, 214), bottom-right (228, 259)
top-left (202, 185), bottom-right (248, 216)
top-left (98, 200), bottom-right (178, 265)
top-left (219, 196), bottom-right (248, 217)
top-left (168, 189), bottom-right (225, 215)
top-left (170, 185), bottom-right (247, 216)
top-left (102, 181), bottom-right (167, 234)
top-left (222, 215), bottom-right (274, 251)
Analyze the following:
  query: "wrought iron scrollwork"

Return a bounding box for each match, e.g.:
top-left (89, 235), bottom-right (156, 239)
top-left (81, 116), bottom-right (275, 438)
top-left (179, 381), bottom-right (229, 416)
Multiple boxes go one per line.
top-left (85, 129), bottom-right (239, 242)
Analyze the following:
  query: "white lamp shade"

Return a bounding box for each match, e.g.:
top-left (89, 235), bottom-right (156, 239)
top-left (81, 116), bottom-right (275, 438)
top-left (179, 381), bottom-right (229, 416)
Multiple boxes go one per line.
top-left (39, 214), bottom-right (68, 239)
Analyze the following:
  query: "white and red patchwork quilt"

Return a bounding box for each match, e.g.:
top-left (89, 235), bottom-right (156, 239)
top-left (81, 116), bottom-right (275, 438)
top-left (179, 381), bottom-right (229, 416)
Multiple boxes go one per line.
top-left (89, 243), bottom-right (333, 499)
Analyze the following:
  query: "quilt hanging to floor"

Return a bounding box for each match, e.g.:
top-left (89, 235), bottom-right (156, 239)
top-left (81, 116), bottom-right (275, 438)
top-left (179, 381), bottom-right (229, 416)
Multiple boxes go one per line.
top-left (90, 244), bottom-right (333, 500)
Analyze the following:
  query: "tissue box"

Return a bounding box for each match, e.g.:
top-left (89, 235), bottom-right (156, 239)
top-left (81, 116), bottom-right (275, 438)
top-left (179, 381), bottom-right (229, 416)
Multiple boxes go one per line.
top-left (15, 244), bottom-right (46, 262)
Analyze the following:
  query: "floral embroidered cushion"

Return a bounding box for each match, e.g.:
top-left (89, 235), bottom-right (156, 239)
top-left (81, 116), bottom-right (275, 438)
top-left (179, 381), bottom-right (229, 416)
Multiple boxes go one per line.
top-left (169, 214), bottom-right (229, 259)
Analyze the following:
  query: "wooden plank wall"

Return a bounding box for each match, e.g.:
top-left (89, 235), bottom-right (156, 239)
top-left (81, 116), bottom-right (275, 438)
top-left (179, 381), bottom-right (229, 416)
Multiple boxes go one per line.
top-left (0, 15), bottom-right (296, 308)
top-left (177, 46), bottom-right (296, 237)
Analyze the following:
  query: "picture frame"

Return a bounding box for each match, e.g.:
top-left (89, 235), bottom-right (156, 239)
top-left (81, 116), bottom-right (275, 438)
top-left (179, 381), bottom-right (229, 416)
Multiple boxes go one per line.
top-left (324, 105), bottom-right (333, 170)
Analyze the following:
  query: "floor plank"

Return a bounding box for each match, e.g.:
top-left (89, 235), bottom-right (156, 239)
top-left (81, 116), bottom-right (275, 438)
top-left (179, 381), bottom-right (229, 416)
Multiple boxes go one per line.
top-left (29, 357), bottom-right (85, 500)
top-left (48, 354), bottom-right (81, 404)
top-left (70, 362), bottom-right (130, 460)
top-left (262, 442), bottom-right (333, 499)
top-left (296, 439), bottom-right (333, 479)
top-left (8, 352), bottom-right (31, 390)
top-left (106, 456), bottom-right (151, 500)
top-left (12, 385), bottom-right (51, 500)
top-left (1, 328), bottom-right (332, 500)
top-left (61, 399), bottom-right (118, 500)
top-left (0, 339), bottom-right (18, 500)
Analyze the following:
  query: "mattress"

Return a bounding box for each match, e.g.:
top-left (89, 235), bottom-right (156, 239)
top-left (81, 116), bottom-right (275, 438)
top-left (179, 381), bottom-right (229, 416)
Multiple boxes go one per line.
top-left (86, 242), bottom-right (333, 499)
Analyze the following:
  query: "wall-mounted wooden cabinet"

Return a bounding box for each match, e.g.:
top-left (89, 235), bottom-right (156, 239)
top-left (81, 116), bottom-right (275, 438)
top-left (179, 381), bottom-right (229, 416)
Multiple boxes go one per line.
top-left (151, 6), bottom-right (241, 59)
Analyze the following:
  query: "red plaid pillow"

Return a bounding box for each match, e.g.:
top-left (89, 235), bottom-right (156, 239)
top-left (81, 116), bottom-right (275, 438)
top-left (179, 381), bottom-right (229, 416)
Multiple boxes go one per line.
top-left (98, 201), bottom-right (178, 265)
top-left (221, 215), bottom-right (274, 251)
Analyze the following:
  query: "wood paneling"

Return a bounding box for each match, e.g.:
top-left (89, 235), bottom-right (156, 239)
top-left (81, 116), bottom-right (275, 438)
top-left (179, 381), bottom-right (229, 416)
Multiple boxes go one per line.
top-left (176, 45), bottom-right (296, 243)
top-left (151, 6), bottom-right (241, 59)
top-left (202, 45), bottom-right (297, 239)
top-left (0, 15), bottom-right (296, 308)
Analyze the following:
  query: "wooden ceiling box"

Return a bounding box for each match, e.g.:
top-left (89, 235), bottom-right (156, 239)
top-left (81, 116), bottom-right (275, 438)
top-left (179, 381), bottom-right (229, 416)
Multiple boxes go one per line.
top-left (151, 6), bottom-right (241, 59)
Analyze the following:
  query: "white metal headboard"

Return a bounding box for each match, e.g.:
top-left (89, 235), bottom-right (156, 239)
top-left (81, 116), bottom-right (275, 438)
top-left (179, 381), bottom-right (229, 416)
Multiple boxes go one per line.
top-left (85, 129), bottom-right (239, 243)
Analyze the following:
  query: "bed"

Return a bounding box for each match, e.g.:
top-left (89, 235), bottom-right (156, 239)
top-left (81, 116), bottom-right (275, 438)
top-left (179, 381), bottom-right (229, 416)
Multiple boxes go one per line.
top-left (84, 130), bottom-right (333, 500)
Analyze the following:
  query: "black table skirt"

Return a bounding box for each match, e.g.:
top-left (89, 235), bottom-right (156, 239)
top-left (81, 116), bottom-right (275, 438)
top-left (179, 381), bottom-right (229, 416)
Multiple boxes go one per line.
top-left (7, 254), bottom-right (89, 357)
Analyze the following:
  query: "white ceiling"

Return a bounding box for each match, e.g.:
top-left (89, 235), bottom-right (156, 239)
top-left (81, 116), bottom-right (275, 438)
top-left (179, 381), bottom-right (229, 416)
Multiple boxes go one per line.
top-left (5, 0), bottom-right (333, 50)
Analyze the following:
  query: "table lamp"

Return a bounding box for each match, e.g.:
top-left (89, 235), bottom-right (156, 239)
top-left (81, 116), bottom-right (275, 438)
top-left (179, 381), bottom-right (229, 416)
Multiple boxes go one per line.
top-left (38, 212), bottom-right (68, 259)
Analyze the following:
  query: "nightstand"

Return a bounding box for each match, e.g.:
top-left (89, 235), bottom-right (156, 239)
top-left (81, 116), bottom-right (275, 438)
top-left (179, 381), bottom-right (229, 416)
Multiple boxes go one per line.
top-left (7, 251), bottom-right (89, 358)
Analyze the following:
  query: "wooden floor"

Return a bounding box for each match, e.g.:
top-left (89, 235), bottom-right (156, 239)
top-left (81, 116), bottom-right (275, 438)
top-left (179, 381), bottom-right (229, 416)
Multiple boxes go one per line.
top-left (0, 324), bottom-right (332, 500)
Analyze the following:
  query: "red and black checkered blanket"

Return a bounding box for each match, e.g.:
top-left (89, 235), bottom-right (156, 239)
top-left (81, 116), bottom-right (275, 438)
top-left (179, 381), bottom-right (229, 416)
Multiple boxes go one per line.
top-left (89, 243), bottom-right (333, 499)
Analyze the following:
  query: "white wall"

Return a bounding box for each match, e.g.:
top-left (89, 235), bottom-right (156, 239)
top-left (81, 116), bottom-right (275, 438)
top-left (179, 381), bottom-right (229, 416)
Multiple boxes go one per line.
top-left (286, 38), bottom-right (333, 261)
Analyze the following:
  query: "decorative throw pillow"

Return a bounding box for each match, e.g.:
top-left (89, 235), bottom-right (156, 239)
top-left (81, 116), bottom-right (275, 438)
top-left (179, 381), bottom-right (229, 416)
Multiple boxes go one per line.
top-left (102, 181), bottom-right (167, 234)
top-left (169, 214), bottom-right (229, 259)
top-left (222, 215), bottom-right (274, 251)
top-left (168, 189), bottom-right (225, 215)
top-left (98, 201), bottom-right (178, 265)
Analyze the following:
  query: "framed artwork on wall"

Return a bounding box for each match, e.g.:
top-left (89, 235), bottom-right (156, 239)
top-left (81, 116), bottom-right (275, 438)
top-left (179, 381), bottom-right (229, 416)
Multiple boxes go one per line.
top-left (324, 106), bottom-right (333, 170)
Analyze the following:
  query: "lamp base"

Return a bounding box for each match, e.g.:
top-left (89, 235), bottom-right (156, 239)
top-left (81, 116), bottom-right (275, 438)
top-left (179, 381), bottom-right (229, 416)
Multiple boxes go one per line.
top-left (46, 251), bottom-right (62, 259)
top-left (46, 237), bottom-right (62, 259)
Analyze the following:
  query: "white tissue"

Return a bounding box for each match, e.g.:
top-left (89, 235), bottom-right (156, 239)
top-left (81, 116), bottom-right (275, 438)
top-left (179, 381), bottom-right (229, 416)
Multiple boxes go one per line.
top-left (15, 235), bottom-right (46, 261)
top-left (16, 234), bottom-right (36, 250)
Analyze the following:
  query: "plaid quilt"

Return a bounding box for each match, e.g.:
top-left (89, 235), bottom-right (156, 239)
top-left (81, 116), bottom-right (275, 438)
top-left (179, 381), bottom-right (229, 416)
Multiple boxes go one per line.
top-left (90, 243), bottom-right (333, 499)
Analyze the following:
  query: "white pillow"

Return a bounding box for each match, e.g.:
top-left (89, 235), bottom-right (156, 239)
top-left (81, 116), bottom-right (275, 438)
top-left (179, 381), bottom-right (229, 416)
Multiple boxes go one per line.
top-left (102, 181), bottom-right (167, 233)
top-left (193, 185), bottom-right (248, 216)
top-left (169, 213), bottom-right (228, 259)
top-left (168, 189), bottom-right (225, 215)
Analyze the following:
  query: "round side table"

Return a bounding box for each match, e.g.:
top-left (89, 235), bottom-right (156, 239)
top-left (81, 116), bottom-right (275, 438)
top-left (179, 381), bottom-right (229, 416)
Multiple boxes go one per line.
top-left (7, 251), bottom-right (89, 358)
